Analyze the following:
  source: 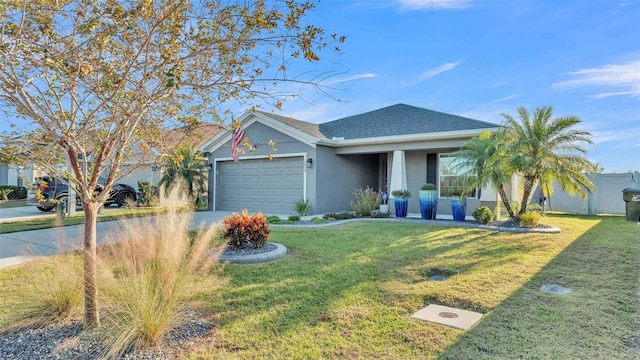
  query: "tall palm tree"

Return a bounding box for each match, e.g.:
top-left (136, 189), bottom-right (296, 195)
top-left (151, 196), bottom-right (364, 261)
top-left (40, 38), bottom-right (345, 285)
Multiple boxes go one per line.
top-left (158, 144), bottom-right (208, 206)
top-left (501, 106), bottom-right (596, 216)
top-left (452, 130), bottom-right (517, 219)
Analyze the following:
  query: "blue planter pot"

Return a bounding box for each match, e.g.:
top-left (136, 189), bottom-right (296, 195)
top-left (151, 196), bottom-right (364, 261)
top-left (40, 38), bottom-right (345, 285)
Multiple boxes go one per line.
top-left (451, 197), bottom-right (467, 221)
top-left (394, 199), bottom-right (408, 218)
top-left (420, 198), bottom-right (438, 220)
top-left (419, 190), bottom-right (438, 220)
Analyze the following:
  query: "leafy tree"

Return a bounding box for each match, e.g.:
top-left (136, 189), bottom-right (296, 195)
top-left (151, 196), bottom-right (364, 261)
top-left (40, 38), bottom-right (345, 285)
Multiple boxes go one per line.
top-left (452, 130), bottom-right (516, 219)
top-left (501, 106), bottom-right (595, 216)
top-left (0, 0), bottom-right (343, 327)
top-left (158, 144), bottom-right (208, 206)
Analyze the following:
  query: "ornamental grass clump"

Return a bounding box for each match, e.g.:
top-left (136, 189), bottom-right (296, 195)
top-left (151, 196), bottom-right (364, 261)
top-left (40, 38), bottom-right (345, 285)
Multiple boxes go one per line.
top-left (0, 254), bottom-right (82, 331)
top-left (350, 187), bottom-right (381, 217)
top-left (98, 206), bottom-right (224, 359)
top-left (223, 210), bottom-right (270, 250)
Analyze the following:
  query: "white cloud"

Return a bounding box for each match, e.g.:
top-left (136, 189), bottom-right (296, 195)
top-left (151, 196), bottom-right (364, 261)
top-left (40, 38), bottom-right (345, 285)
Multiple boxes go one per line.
top-left (488, 94), bottom-right (518, 103)
top-left (419, 60), bottom-right (461, 80)
top-left (584, 127), bottom-right (640, 145)
top-left (553, 60), bottom-right (640, 99)
top-left (396, 0), bottom-right (472, 10)
top-left (325, 73), bottom-right (378, 85)
top-left (587, 90), bottom-right (639, 99)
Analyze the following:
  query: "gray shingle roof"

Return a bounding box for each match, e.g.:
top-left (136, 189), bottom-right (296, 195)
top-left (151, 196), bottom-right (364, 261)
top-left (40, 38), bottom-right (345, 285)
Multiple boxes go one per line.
top-left (254, 110), bottom-right (326, 139)
top-left (319, 104), bottom-right (498, 140)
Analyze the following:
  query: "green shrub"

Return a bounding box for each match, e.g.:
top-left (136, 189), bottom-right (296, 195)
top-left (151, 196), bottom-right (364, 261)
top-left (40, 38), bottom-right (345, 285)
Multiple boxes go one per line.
top-left (0, 185), bottom-right (27, 200)
top-left (350, 187), bottom-right (381, 217)
top-left (472, 206), bottom-right (494, 224)
top-left (370, 210), bottom-right (390, 218)
top-left (310, 217), bottom-right (326, 224)
top-left (519, 212), bottom-right (541, 227)
top-left (420, 183), bottom-right (437, 191)
top-left (222, 210), bottom-right (271, 249)
top-left (267, 215), bottom-right (282, 224)
top-left (391, 189), bottom-right (412, 199)
top-left (288, 215), bottom-right (300, 222)
top-left (335, 211), bottom-right (355, 220)
top-left (294, 198), bottom-right (310, 216)
top-left (137, 180), bottom-right (158, 207)
top-left (322, 212), bottom-right (336, 220)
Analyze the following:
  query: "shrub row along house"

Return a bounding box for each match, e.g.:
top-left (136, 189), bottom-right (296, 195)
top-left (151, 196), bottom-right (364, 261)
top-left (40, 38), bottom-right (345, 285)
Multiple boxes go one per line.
top-left (200, 103), bottom-right (517, 216)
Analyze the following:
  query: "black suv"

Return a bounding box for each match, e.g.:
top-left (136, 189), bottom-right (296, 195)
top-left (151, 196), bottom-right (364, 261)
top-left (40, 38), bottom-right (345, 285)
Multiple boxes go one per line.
top-left (26, 176), bottom-right (137, 212)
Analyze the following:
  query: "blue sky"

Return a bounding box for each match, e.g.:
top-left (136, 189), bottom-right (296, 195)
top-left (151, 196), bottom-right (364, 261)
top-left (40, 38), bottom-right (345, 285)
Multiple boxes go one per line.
top-left (278, 0), bottom-right (640, 173)
top-left (3, 0), bottom-right (638, 172)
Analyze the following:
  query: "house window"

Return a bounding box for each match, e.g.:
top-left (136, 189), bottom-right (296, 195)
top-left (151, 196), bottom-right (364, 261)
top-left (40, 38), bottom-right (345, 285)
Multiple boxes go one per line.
top-left (439, 154), bottom-right (477, 198)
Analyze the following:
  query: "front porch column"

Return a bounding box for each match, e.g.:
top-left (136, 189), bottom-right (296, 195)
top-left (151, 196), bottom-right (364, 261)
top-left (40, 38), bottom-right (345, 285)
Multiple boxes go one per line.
top-left (389, 150), bottom-right (407, 197)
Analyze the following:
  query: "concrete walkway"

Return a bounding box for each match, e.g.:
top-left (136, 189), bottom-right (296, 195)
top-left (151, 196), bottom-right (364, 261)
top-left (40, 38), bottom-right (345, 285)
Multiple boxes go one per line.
top-left (0, 210), bottom-right (236, 269)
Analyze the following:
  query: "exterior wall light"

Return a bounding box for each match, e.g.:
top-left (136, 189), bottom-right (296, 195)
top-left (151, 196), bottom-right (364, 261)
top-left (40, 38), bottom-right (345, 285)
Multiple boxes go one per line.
top-left (306, 158), bottom-right (313, 168)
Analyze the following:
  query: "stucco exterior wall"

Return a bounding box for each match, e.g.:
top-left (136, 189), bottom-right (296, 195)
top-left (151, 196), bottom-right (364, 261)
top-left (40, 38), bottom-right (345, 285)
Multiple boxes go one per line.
top-left (315, 146), bottom-right (378, 213)
top-left (208, 121), bottom-right (316, 212)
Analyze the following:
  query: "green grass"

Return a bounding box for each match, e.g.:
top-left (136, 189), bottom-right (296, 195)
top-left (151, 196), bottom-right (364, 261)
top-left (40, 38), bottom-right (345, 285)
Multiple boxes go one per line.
top-left (0, 207), bottom-right (168, 234)
top-left (0, 200), bottom-right (27, 209)
top-left (0, 214), bottom-right (637, 358)
top-left (190, 214), bottom-right (639, 359)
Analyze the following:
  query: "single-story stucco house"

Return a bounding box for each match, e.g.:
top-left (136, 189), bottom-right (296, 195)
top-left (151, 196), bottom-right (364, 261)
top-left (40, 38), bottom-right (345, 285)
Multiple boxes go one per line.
top-left (200, 103), bottom-right (514, 216)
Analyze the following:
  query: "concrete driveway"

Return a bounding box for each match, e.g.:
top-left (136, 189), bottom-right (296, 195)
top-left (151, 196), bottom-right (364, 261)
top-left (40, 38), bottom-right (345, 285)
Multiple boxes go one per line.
top-left (0, 209), bottom-right (235, 269)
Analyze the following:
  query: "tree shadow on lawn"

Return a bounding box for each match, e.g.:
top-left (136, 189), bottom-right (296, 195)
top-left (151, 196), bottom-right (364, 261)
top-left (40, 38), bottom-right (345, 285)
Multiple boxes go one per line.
top-left (204, 220), bottom-right (573, 357)
top-left (438, 214), bottom-right (640, 360)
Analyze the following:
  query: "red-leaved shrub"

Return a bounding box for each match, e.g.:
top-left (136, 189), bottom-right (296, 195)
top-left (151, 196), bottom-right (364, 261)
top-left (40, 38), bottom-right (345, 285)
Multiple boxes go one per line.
top-left (222, 210), bottom-right (270, 250)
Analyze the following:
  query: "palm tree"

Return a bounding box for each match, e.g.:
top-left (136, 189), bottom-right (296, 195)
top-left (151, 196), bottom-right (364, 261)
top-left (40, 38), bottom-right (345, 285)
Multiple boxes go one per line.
top-left (452, 130), bottom-right (517, 219)
top-left (158, 144), bottom-right (208, 207)
top-left (501, 106), bottom-right (595, 216)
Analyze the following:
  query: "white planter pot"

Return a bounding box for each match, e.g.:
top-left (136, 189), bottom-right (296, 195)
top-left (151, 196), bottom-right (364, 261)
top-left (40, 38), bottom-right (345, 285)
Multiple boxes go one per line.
top-left (379, 204), bottom-right (389, 213)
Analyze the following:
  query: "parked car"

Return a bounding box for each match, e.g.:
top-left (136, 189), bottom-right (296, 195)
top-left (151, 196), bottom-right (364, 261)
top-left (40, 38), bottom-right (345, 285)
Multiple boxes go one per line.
top-left (26, 175), bottom-right (137, 212)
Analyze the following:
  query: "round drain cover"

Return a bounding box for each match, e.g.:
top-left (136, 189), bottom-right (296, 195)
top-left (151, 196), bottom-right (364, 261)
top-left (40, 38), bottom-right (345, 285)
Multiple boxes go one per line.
top-left (438, 312), bottom-right (459, 318)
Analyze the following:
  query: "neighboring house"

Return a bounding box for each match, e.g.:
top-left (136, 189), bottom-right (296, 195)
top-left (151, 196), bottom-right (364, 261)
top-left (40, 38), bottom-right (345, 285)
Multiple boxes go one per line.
top-left (200, 103), bottom-right (508, 216)
top-left (1, 125), bottom-right (223, 193)
top-left (0, 163), bottom-right (36, 187)
top-left (116, 124), bottom-right (223, 189)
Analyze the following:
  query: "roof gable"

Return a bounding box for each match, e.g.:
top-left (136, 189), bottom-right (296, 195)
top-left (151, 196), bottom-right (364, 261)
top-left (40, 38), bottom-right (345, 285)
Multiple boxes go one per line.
top-left (199, 111), bottom-right (319, 153)
top-left (319, 104), bottom-right (498, 140)
top-left (254, 110), bottom-right (325, 139)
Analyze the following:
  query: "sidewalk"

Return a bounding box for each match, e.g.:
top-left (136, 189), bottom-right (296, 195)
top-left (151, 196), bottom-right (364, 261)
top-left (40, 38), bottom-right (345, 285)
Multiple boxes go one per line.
top-left (0, 210), bottom-right (235, 269)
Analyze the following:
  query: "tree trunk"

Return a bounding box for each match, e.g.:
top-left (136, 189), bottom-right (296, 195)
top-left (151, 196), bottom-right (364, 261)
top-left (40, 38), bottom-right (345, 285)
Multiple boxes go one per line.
top-left (498, 183), bottom-right (516, 219)
top-left (519, 176), bottom-right (536, 216)
top-left (83, 202), bottom-right (100, 328)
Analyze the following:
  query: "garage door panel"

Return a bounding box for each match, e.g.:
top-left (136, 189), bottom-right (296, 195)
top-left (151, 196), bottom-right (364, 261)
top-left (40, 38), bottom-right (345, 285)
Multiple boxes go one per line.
top-left (261, 174), bottom-right (284, 182)
top-left (283, 174), bottom-right (303, 182)
top-left (240, 162), bottom-right (261, 170)
top-left (217, 157), bottom-right (304, 213)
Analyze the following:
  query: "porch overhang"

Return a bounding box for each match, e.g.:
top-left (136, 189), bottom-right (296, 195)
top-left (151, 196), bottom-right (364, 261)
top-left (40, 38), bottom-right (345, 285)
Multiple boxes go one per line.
top-left (317, 128), bottom-right (499, 155)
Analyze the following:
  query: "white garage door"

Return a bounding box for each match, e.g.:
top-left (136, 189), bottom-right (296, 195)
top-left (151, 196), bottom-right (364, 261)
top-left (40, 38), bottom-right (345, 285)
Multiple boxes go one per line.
top-left (216, 157), bottom-right (304, 214)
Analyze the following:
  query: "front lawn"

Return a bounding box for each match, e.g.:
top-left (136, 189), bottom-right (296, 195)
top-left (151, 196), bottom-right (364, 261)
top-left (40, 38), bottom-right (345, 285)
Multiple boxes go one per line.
top-left (0, 207), bottom-right (171, 234)
top-left (0, 214), bottom-right (638, 358)
top-left (193, 214), bottom-right (639, 359)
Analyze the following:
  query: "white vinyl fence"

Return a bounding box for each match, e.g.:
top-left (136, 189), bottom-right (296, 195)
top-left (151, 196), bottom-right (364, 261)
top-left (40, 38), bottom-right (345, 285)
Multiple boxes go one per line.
top-left (534, 172), bottom-right (640, 215)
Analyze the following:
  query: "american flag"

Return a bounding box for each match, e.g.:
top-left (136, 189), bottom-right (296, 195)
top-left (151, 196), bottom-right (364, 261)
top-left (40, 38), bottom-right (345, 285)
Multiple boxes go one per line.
top-left (231, 127), bottom-right (245, 163)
